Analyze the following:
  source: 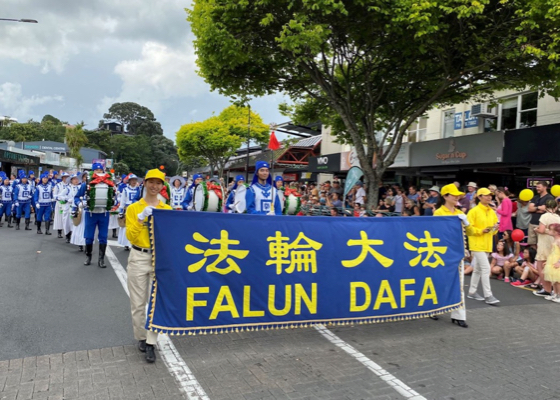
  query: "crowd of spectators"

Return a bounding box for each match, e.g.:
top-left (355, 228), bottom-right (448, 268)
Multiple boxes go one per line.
top-left (288, 178), bottom-right (560, 300)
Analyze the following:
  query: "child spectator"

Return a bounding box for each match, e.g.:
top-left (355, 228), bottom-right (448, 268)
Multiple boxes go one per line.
top-left (542, 223), bottom-right (560, 302)
top-left (490, 240), bottom-right (514, 280)
top-left (511, 248), bottom-right (538, 286)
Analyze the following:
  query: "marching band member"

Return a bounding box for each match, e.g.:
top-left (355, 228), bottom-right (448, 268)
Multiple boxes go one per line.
top-left (74, 163), bottom-right (116, 268)
top-left (13, 173), bottom-right (34, 230)
top-left (126, 168), bottom-right (172, 363)
top-left (70, 177), bottom-right (87, 253)
top-left (274, 176), bottom-right (285, 213)
top-left (170, 177), bottom-right (187, 210)
top-left (118, 174), bottom-right (141, 251)
top-left (246, 161), bottom-right (282, 215)
top-left (0, 173), bottom-right (14, 228)
top-left (225, 175), bottom-right (245, 213)
top-left (181, 174), bottom-right (203, 210)
top-left (53, 173), bottom-right (70, 238)
top-left (33, 173), bottom-right (54, 235)
top-left (63, 174), bottom-right (81, 243)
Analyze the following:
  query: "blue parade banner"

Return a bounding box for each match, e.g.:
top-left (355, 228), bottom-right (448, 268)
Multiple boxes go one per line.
top-left (146, 211), bottom-right (465, 335)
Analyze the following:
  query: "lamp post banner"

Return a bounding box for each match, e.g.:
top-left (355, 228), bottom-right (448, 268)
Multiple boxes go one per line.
top-left (146, 211), bottom-right (464, 335)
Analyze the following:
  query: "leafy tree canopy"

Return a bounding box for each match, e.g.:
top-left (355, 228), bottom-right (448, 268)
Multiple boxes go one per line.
top-left (102, 102), bottom-right (156, 134)
top-left (188, 0), bottom-right (560, 205)
top-left (176, 105), bottom-right (269, 177)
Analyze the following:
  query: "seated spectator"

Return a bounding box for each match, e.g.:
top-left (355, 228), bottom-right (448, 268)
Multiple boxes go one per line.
top-left (330, 207), bottom-right (341, 217)
top-left (502, 230), bottom-right (521, 261)
top-left (385, 188), bottom-right (395, 206)
top-left (329, 181), bottom-right (343, 197)
top-left (374, 199), bottom-right (394, 213)
top-left (401, 209), bottom-right (412, 217)
top-left (407, 186), bottom-right (419, 202)
top-left (490, 240), bottom-right (514, 280)
top-left (404, 199), bottom-right (421, 216)
top-left (354, 182), bottom-right (366, 205)
top-left (511, 248), bottom-right (538, 286)
top-left (423, 186), bottom-right (440, 216)
top-left (327, 192), bottom-right (343, 208)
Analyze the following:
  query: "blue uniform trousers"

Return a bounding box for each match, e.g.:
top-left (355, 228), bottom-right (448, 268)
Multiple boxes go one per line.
top-left (84, 211), bottom-right (109, 245)
top-left (0, 202), bottom-right (12, 218)
top-left (16, 202), bottom-right (31, 219)
top-left (36, 203), bottom-right (52, 222)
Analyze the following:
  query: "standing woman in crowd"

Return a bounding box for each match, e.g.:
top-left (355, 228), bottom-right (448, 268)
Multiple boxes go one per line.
top-left (466, 188), bottom-right (500, 305)
top-left (495, 187), bottom-right (513, 239)
top-left (433, 184), bottom-right (474, 327)
top-left (533, 199), bottom-right (560, 297)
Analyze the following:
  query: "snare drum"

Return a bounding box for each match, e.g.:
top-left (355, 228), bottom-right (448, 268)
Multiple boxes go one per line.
top-left (194, 182), bottom-right (221, 212)
top-left (284, 193), bottom-right (301, 215)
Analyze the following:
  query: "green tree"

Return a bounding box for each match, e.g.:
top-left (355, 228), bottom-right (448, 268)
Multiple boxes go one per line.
top-left (110, 135), bottom-right (153, 175)
top-left (102, 102), bottom-right (156, 134)
top-left (65, 123), bottom-right (88, 170)
top-left (176, 105), bottom-right (269, 178)
top-left (41, 115), bottom-right (61, 125)
top-left (84, 129), bottom-right (111, 154)
top-left (112, 161), bottom-right (130, 176)
top-left (188, 0), bottom-right (560, 207)
top-left (0, 121), bottom-right (65, 143)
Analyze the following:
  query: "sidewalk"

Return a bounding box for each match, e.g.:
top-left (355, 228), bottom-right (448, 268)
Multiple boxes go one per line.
top-left (0, 345), bottom-right (182, 400)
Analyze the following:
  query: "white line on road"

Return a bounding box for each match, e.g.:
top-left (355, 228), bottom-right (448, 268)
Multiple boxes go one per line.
top-left (314, 324), bottom-right (427, 400)
top-left (105, 246), bottom-right (210, 400)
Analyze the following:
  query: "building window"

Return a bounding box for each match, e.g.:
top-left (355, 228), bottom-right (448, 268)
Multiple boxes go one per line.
top-left (406, 117), bottom-right (428, 142)
top-left (520, 92), bottom-right (538, 128)
top-left (442, 109), bottom-right (455, 138)
top-left (499, 92), bottom-right (538, 130)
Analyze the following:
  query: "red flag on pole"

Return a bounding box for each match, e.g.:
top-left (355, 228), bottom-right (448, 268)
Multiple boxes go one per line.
top-left (268, 131), bottom-right (281, 150)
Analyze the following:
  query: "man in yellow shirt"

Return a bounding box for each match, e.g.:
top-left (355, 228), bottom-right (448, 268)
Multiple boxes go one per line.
top-left (126, 169), bottom-right (172, 363)
top-left (466, 188), bottom-right (500, 305)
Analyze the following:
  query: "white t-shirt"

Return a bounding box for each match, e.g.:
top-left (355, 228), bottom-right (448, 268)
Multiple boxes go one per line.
top-left (394, 195), bottom-right (403, 213)
top-left (355, 187), bottom-right (366, 204)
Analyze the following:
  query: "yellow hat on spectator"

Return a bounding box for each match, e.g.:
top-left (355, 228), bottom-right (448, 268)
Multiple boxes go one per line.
top-left (441, 184), bottom-right (464, 196)
top-left (144, 169), bottom-right (165, 183)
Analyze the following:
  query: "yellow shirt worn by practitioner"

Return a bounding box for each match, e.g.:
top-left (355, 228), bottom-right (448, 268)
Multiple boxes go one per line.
top-left (126, 198), bottom-right (172, 249)
top-left (433, 206), bottom-right (475, 236)
top-left (465, 203), bottom-right (498, 253)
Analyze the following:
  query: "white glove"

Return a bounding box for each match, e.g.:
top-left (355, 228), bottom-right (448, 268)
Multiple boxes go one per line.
top-left (458, 214), bottom-right (469, 226)
top-left (267, 211), bottom-right (275, 216)
top-left (0, 204), bottom-right (3, 208)
top-left (36, 203), bottom-right (40, 209)
top-left (14, 202), bottom-right (19, 207)
top-left (137, 206), bottom-right (154, 221)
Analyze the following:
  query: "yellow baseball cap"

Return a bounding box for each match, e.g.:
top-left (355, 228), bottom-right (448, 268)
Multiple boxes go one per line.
top-left (441, 184), bottom-right (464, 196)
top-left (144, 169), bottom-right (166, 183)
top-left (477, 188), bottom-right (492, 196)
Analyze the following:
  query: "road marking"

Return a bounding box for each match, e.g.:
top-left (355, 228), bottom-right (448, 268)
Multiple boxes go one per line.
top-left (314, 324), bottom-right (426, 400)
top-left (105, 247), bottom-right (210, 400)
top-left (107, 240), bottom-right (122, 247)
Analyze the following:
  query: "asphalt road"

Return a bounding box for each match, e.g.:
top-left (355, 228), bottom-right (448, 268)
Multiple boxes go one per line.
top-left (0, 225), bottom-right (132, 361)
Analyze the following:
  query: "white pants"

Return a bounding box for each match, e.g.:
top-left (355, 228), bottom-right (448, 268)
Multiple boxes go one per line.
top-left (469, 251), bottom-right (493, 298)
top-left (452, 261), bottom-right (466, 321)
top-left (127, 248), bottom-right (158, 345)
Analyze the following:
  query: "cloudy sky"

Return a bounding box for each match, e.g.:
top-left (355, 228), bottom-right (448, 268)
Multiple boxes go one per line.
top-left (0, 0), bottom-right (289, 141)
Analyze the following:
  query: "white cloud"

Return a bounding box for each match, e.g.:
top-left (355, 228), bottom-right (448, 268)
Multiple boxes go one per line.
top-left (0, 83), bottom-right (63, 119)
top-left (0, 0), bottom-right (191, 73)
top-left (98, 41), bottom-right (208, 115)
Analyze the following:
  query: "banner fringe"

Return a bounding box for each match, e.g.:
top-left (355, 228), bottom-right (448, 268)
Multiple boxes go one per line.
top-left (146, 302), bottom-right (463, 336)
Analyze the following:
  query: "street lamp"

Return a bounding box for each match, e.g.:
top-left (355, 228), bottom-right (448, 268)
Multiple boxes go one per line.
top-left (0, 18), bottom-right (38, 23)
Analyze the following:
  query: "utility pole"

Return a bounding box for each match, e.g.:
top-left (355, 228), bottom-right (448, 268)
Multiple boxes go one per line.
top-left (245, 104), bottom-right (251, 181)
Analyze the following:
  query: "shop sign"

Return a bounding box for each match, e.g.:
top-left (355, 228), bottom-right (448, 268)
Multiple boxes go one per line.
top-left (454, 113), bottom-right (463, 130)
top-left (527, 178), bottom-right (553, 189)
top-left (0, 149), bottom-right (40, 165)
top-left (282, 173), bottom-right (298, 181)
top-left (464, 111), bottom-right (479, 128)
top-left (409, 131), bottom-right (504, 167)
top-left (308, 153), bottom-right (341, 173)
